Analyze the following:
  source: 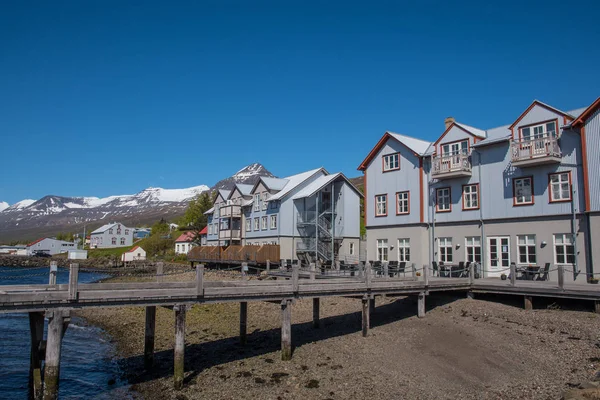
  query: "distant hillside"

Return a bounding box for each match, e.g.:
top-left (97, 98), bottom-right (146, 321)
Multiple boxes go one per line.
top-left (349, 176), bottom-right (364, 192)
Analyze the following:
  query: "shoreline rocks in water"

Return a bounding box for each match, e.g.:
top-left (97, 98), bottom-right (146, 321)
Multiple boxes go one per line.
top-left (0, 254), bottom-right (190, 270)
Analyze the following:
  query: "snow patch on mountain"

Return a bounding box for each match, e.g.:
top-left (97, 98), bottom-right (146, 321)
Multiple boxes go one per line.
top-left (0, 202), bottom-right (9, 212)
top-left (3, 199), bottom-right (36, 212)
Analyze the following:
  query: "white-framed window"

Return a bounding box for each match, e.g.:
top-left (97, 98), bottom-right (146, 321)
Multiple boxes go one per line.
top-left (261, 216), bottom-right (267, 230)
top-left (376, 239), bottom-right (388, 262)
top-left (125, 229), bottom-right (129, 235)
top-left (396, 191), bottom-right (409, 215)
top-left (554, 234), bottom-right (575, 265)
top-left (109, 229), bottom-right (113, 235)
top-left (254, 217), bottom-right (260, 231)
top-left (397, 238), bottom-right (410, 262)
top-left (375, 194), bottom-right (387, 216)
top-left (245, 219), bottom-right (251, 232)
top-left (514, 177), bottom-right (533, 205)
top-left (517, 235), bottom-right (536, 265)
top-left (382, 153), bottom-right (400, 172)
top-left (349, 242), bottom-right (355, 256)
top-left (262, 193), bottom-right (269, 210)
top-left (438, 237), bottom-right (453, 263)
top-left (120, 238), bottom-right (126, 245)
top-left (441, 140), bottom-right (468, 155)
top-left (111, 237), bottom-right (116, 245)
top-left (465, 237), bottom-right (481, 264)
top-left (117, 228), bottom-right (122, 235)
top-left (462, 184), bottom-right (479, 210)
top-left (549, 172), bottom-right (571, 202)
top-left (521, 121), bottom-right (557, 141)
top-left (253, 194), bottom-right (261, 212)
top-left (270, 215), bottom-right (277, 229)
top-left (436, 188), bottom-right (451, 212)
top-left (215, 204), bottom-right (220, 218)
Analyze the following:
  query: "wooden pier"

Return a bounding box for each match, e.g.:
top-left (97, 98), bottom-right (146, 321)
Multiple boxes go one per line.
top-left (1, 261), bottom-right (599, 398)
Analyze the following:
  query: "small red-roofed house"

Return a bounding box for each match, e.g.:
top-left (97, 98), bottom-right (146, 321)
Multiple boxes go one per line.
top-left (121, 246), bottom-right (146, 263)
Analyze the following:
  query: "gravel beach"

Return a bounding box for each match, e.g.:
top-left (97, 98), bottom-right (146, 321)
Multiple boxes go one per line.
top-left (76, 271), bottom-right (600, 400)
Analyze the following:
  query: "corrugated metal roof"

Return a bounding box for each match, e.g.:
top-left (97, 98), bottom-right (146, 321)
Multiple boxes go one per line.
top-left (471, 134), bottom-right (511, 148)
top-left (291, 174), bottom-right (340, 200)
top-left (217, 189), bottom-right (231, 201)
top-left (260, 177), bottom-right (289, 191)
top-left (268, 168), bottom-right (324, 201)
top-left (91, 223), bottom-right (118, 234)
top-left (235, 184), bottom-right (254, 196)
top-left (388, 132), bottom-right (432, 156)
top-left (203, 207), bottom-right (214, 215)
top-left (175, 232), bottom-right (195, 242)
top-left (455, 122), bottom-right (487, 138)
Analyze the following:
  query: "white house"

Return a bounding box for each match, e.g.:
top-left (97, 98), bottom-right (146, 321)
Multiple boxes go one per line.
top-left (27, 238), bottom-right (77, 256)
top-left (175, 231), bottom-right (196, 254)
top-left (90, 222), bottom-right (134, 249)
top-left (121, 246), bottom-right (146, 262)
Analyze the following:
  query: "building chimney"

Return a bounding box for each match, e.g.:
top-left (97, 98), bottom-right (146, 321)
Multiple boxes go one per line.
top-left (444, 117), bottom-right (455, 130)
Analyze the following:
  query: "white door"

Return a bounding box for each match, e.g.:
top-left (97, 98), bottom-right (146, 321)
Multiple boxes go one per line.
top-left (487, 236), bottom-right (510, 277)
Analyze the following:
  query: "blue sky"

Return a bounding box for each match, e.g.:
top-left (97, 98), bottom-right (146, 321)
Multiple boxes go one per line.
top-left (1, 0), bottom-right (599, 204)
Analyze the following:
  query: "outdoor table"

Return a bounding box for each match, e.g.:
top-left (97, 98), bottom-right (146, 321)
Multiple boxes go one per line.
top-left (439, 264), bottom-right (455, 277)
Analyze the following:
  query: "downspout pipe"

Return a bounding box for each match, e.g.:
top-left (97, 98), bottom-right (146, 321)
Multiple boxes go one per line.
top-left (472, 149), bottom-right (486, 278)
top-left (571, 184), bottom-right (579, 280)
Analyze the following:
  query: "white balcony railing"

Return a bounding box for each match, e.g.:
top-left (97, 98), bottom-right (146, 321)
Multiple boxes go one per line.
top-left (511, 136), bottom-right (561, 164)
top-left (432, 153), bottom-right (472, 177)
top-left (219, 229), bottom-right (241, 240)
top-left (219, 205), bottom-right (242, 218)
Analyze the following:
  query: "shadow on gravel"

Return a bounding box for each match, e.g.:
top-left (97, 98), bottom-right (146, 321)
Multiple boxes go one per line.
top-left (119, 295), bottom-right (459, 386)
top-left (468, 292), bottom-right (596, 312)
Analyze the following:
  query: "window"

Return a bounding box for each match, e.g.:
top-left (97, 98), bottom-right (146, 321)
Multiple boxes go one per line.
top-left (436, 188), bottom-right (451, 212)
top-left (376, 239), bottom-right (388, 262)
top-left (245, 219), bottom-right (251, 232)
top-left (262, 193), bottom-right (269, 210)
top-left (177, 244), bottom-right (180, 252)
top-left (517, 235), bottom-right (536, 265)
top-left (214, 204), bottom-right (220, 218)
top-left (117, 228), bottom-right (122, 235)
top-left (254, 194), bottom-right (261, 212)
top-left (382, 153), bottom-right (400, 172)
top-left (120, 238), bottom-right (125, 245)
top-left (462, 184), bottom-right (479, 210)
top-left (513, 177), bottom-right (534, 205)
top-left (111, 237), bottom-right (116, 245)
top-left (549, 172), bottom-right (571, 202)
top-left (254, 217), bottom-right (260, 231)
top-left (554, 234), bottom-right (575, 265)
top-left (109, 229), bottom-right (113, 235)
top-left (521, 121), bottom-right (557, 141)
top-left (261, 216), bottom-right (267, 230)
top-left (397, 238), bottom-right (410, 262)
top-left (396, 191), bottom-right (409, 215)
top-left (465, 237), bottom-right (481, 264)
top-left (125, 229), bottom-right (129, 235)
top-left (441, 140), bottom-right (468, 155)
top-left (438, 237), bottom-right (453, 263)
top-left (270, 215), bottom-right (277, 229)
top-left (375, 194), bottom-right (387, 216)
top-left (349, 242), bottom-right (355, 256)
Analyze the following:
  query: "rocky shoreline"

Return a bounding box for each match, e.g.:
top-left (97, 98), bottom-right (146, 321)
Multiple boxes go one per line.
top-left (0, 255), bottom-right (189, 270)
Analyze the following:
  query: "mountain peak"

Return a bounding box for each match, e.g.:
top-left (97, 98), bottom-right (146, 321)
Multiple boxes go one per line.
top-left (212, 163), bottom-right (276, 191)
top-left (0, 202), bottom-right (8, 212)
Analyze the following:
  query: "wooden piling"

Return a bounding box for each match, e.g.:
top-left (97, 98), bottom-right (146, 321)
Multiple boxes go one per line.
top-left (242, 262), bottom-right (248, 281)
top-left (43, 311), bottom-right (68, 400)
top-left (524, 296), bottom-right (533, 310)
top-left (144, 306), bottom-right (156, 369)
top-left (595, 301), bottom-right (600, 314)
top-left (558, 265), bottom-right (565, 291)
top-left (29, 312), bottom-right (44, 400)
top-left (281, 300), bottom-right (292, 361)
top-left (196, 264), bottom-right (204, 297)
top-left (369, 297), bottom-right (375, 318)
top-left (310, 262), bottom-right (316, 281)
top-left (417, 292), bottom-right (426, 318)
top-left (49, 262), bottom-right (57, 285)
top-left (68, 263), bottom-right (79, 301)
top-left (156, 262), bottom-right (164, 283)
top-left (469, 263), bottom-right (475, 285)
top-left (361, 297), bottom-right (369, 337)
top-left (174, 305), bottom-right (186, 390)
top-left (240, 302), bottom-right (248, 345)
top-left (510, 263), bottom-right (516, 286)
top-left (423, 263), bottom-right (429, 286)
top-left (312, 298), bottom-right (320, 329)
top-left (266, 260), bottom-right (270, 273)
top-left (292, 265), bottom-right (299, 293)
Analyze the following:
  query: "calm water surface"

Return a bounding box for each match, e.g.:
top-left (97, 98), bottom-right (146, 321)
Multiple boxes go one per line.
top-left (0, 266), bottom-right (135, 399)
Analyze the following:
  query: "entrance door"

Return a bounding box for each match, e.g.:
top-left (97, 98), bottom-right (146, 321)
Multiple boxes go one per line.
top-left (487, 236), bottom-right (510, 277)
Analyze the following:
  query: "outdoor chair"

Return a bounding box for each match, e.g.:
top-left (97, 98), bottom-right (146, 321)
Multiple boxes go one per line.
top-left (536, 263), bottom-right (551, 281)
top-left (373, 261), bottom-right (382, 276)
top-left (398, 261), bottom-right (407, 277)
top-left (460, 261), bottom-right (471, 278)
top-left (455, 261), bottom-right (465, 278)
top-left (432, 261), bottom-right (439, 277)
top-left (388, 261), bottom-right (398, 277)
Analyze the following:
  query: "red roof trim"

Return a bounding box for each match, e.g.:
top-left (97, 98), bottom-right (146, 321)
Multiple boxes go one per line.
top-left (358, 132), bottom-right (419, 171)
top-left (509, 100), bottom-right (573, 130)
top-left (27, 238), bottom-right (46, 247)
top-left (572, 97), bottom-right (600, 127)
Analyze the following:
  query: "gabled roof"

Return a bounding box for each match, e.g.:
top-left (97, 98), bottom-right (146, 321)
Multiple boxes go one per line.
top-left (509, 100), bottom-right (574, 129)
top-left (203, 206), bottom-right (214, 215)
top-left (571, 97), bottom-right (600, 127)
top-left (175, 231), bottom-right (195, 243)
top-left (454, 122), bottom-right (486, 138)
top-left (357, 132), bottom-right (432, 171)
top-left (267, 168), bottom-right (326, 201)
top-left (259, 177), bottom-right (289, 191)
top-left (91, 223), bottom-right (121, 234)
top-left (291, 173), bottom-right (364, 200)
top-left (216, 190), bottom-right (231, 202)
top-left (27, 238), bottom-right (46, 247)
top-left (233, 183), bottom-right (253, 197)
top-left (125, 245), bottom-right (144, 253)
top-left (199, 226), bottom-right (208, 235)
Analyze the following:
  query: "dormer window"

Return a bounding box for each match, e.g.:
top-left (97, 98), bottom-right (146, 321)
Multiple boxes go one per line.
top-left (521, 121), bottom-right (556, 141)
top-left (382, 153), bottom-right (400, 172)
top-left (441, 140), bottom-right (468, 156)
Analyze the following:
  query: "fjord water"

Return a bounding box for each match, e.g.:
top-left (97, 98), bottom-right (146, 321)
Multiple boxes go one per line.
top-left (0, 266), bottom-right (134, 399)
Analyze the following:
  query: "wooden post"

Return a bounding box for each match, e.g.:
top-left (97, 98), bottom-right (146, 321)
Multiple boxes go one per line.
top-left (292, 264), bottom-right (299, 293)
top-left (524, 296), bottom-right (533, 311)
top-left (174, 305), bottom-right (186, 390)
top-left (43, 311), bottom-right (67, 400)
top-left (595, 301), bottom-right (600, 314)
top-left (335, 260), bottom-right (340, 270)
top-left (469, 262), bottom-right (475, 285)
top-left (384, 262), bottom-right (389, 279)
top-left (312, 298), bottom-right (320, 328)
top-left (68, 263), bottom-right (79, 301)
top-left (281, 300), bottom-right (292, 361)
top-left (510, 263), bottom-right (516, 286)
top-left (156, 262), bottom-right (164, 283)
top-left (49, 262), bottom-right (57, 285)
top-left (417, 292), bottom-right (426, 318)
top-left (423, 264), bottom-right (429, 286)
top-left (558, 265), bottom-right (565, 291)
top-left (309, 262), bottom-right (316, 281)
top-left (196, 264), bottom-right (204, 296)
top-left (144, 306), bottom-right (156, 370)
top-left (266, 260), bottom-right (270, 273)
top-left (240, 302), bottom-right (248, 345)
top-left (280, 259), bottom-right (285, 270)
top-left (361, 297), bottom-right (369, 337)
top-left (29, 312), bottom-right (44, 400)
top-left (358, 262), bottom-right (364, 278)
top-left (369, 297), bottom-right (375, 317)
top-left (242, 262), bottom-right (248, 281)
top-left (365, 262), bottom-right (372, 289)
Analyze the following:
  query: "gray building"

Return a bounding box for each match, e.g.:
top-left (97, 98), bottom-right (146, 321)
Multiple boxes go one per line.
top-left (90, 222), bottom-right (134, 248)
top-left (205, 167), bottom-right (362, 265)
top-left (359, 99), bottom-right (599, 282)
top-left (27, 238), bottom-right (77, 256)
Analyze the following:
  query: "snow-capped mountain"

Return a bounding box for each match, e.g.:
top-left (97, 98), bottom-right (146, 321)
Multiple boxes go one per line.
top-left (0, 163), bottom-right (275, 242)
top-left (0, 202), bottom-right (9, 212)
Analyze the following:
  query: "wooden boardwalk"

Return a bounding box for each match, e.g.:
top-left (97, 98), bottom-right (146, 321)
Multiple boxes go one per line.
top-left (2, 262), bottom-right (600, 399)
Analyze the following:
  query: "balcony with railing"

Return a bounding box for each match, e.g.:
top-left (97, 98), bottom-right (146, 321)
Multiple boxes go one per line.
top-left (432, 153), bottom-right (472, 179)
top-left (511, 136), bottom-right (561, 167)
top-left (219, 229), bottom-right (241, 240)
top-left (219, 204), bottom-right (242, 218)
